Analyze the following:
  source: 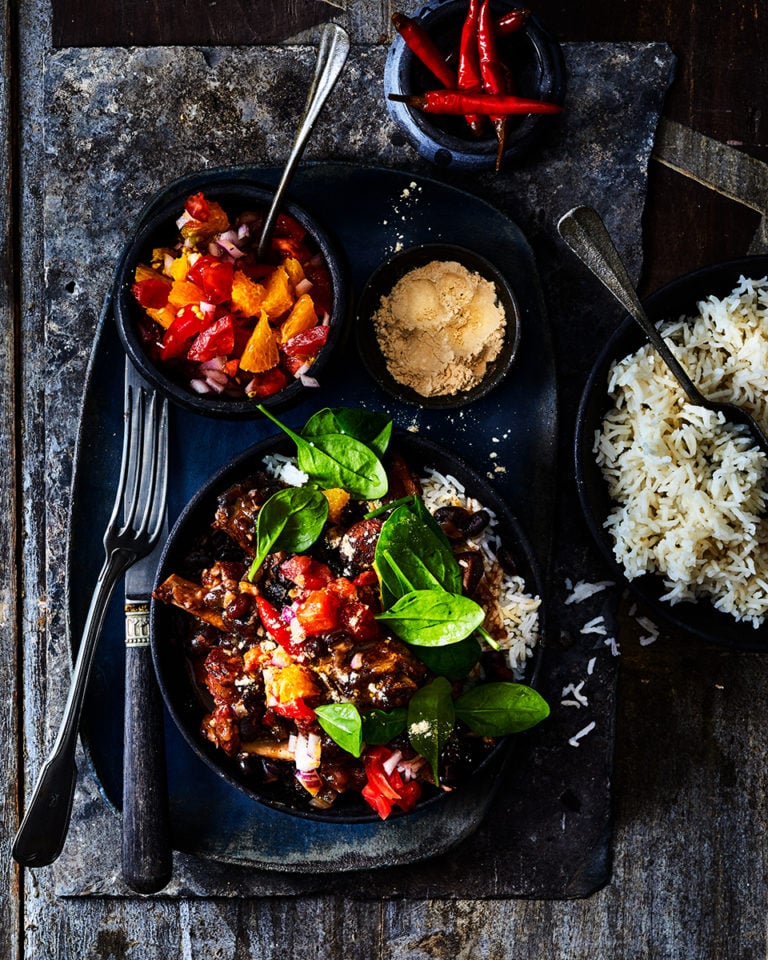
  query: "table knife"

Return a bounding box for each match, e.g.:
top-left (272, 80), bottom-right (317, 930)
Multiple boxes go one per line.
top-left (122, 367), bottom-right (172, 894)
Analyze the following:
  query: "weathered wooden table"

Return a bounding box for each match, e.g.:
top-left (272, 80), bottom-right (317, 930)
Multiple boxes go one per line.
top-left (3, 1), bottom-right (768, 957)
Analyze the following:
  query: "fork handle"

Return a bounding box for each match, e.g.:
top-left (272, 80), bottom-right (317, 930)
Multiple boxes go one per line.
top-left (122, 602), bottom-right (172, 893)
top-left (13, 548), bottom-right (130, 867)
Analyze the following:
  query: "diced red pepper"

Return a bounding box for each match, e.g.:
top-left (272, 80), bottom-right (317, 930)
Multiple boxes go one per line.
top-left (187, 254), bottom-right (234, 304)
top-left (185, 191), bottom-right (210, 221)
top-left (302, 262), bottom-right (332, 315)
top-left (362, 746), bottom-right (422, 819)
top-left (271, 236), bottom-right (312, 262)
top-left (161, 305), bottom-right (209, 359)
top-left (187, 314), bottom-right (236, 362)
top-left (281, 325), bottom-right (329, 361)
top-left (340, 600), bottom-right (379, 641)
top-left (280, 555), bottom-right (333, 590)
top-left (326, 577), bottom-right (357, 603)
top-left (353, 570), bottom-right (378, 588)
top-left (256, 596), bottom-right (299, 655)
top-left (270, 697), bottom-right (316, 722)
top-left (274, 212), bottom-right (306, 241)
top-left (295, 589), bottom-right (340, 636)
top-left (245, 368), bottom-right (288, 398)
top-left (131, 277), bottom-right (171, 309)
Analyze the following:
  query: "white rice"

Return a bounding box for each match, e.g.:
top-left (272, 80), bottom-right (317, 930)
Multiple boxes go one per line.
top-left (596, 276), bottom-right (768, 627)
top-left (419, 468), bottom-right (541, 672)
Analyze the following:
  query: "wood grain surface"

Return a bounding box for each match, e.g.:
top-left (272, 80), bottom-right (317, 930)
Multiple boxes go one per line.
top-left (9, 0), bottom-right (768, 958)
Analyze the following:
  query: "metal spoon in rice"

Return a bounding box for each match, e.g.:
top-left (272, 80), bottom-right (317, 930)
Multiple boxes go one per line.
top-left (557, 205), bottom-right (768, 459)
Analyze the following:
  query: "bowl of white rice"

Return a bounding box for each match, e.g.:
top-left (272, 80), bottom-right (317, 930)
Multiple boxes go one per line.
top-left (575, 256), bottom-right (768, 648)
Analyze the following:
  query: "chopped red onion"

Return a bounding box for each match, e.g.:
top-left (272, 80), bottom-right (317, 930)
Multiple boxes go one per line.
top-left (321, 312), bottom-right (330, 327)
top-left (293, 362), bottom-right (311, 378)
top-left (200, 356), bottom-right (225, 371)
top-left (349, 652), bottom-right (363, 671)
top-left (200, 301), bottom-right (216, 320)
top-left (218, 229), bottom-right (240, 244)
top-left (189, 378), bottom-right (212, 394)
top-left (300, 374), bottom-right (320, 388)
top-left (295, 769), bottom-right (323, 795)
top-left (217, 238), bottom-right (245, 259)
top-left (383, 750), bottom-right (402, 777)
top-left (207, 241), bottom-right (220, 257)
top-left (280, 605), bottom-right (296, 624)
top-left (204, 375), bottom-right (227, 394)
top-left (295, 733), bottom-right (322, 772)
top-left (176, 210), bottom-right (194, 229)
top-left (204, 369), bottom-right (229, 386)
top-left (163, 253), bottom-right (174, 273)
top-left (237, 223), bottom-right (250, 240)
top-left (295, 278), bottom-right (313, 296)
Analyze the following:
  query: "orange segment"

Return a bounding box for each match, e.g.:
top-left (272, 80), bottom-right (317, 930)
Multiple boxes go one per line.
top-left (262, 265), bottom-right (294, 319)
top-left (231, 270), bottom-right (266, 316)
top-left (239, 309), bottom-right (279, 373)
top-left (279, 294), bottom-right (318, 343)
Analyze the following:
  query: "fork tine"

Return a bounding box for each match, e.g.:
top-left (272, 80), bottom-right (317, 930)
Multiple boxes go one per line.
top-left (147, 398), bottom-right (170, 542)
top-left (122, 385), bottom-right (146, 533)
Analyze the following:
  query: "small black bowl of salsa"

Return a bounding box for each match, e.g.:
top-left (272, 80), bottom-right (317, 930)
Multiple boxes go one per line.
top-left (114, 174), bottom-right (349, 419)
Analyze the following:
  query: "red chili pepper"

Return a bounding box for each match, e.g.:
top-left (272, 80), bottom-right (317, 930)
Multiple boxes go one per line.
top-left (186, 255), bottom-right (234, 305)
top-left (187, 314), bottom-right (236, 363)
top-left (185, 191), bottom-right (210, 222)
top-left (389, 90), bottom-right (562, 116)
top-left (478, 0), bottom-right (509, 171)
top-left (392, 12), bottom-right (456, 89)
top-left (495, 7), bottom-right (531, 36)
top-left (160, 305), bottom-right (209, 360)
top-left (131, 276), bottom-right (170, 309)
top-left (458, 0), bottom-right (484, 136)
top-left (256, 596), bottom-right (295, 652)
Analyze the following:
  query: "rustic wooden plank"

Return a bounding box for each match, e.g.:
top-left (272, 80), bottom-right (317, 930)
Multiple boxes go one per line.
top-left (0, 0), bottom-right (20, 953)
top-left (52, 0), bottom-right (341, 47)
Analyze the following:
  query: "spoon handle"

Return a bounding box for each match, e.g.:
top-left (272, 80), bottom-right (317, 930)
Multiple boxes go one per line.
top-left (557, 205), bottom-right (704, 406)
top-left (257, 23), bottom-right (350, 260)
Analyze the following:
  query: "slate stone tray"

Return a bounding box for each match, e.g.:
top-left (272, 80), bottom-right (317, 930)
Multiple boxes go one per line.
top-left (70, 163), bottom-right (561, 881)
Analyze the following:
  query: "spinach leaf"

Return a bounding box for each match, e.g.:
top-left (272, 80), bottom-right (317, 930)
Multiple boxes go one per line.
top-left (376, 589), bottom-right (485, 646)
top-left (361, 707), bottom-right (408, 745)
top-left (407, 677), bottom-right (455, 785)
top-left (413, 635), bottom-right (482, 681)
top-left (375, 501), bottom-right (463, 607)
top-left (454, 682), bottom-right (550, 737)
top-left (303, 407), bottom-right (393, 458)
top-left (248, 486), bottom-right (328, 579)
top-left (314, 702), bottom-right (363, 757)
top-left (258, 405), bottom-right (388, 499)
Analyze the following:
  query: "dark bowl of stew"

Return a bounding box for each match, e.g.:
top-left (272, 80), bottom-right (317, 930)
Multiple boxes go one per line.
top-left (114, 178), bottom-right (349, 419)
top-left (150, 422), bottom-right (547, 822)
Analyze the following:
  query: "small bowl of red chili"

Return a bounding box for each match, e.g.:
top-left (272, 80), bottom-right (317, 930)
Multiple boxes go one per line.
top-left (384, 0), bottom-right (566, 171)
top-left (114, 180), bottom-right (349, 418)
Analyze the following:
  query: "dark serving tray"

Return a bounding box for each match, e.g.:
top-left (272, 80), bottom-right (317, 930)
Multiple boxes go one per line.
top-left (68, 163), bottom-right (567, 892)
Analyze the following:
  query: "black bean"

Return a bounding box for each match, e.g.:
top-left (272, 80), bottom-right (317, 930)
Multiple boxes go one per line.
top-left (464, 509), bottom-right (491, 538)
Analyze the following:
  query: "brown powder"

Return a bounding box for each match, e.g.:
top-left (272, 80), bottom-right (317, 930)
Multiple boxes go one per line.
top-left (372, 260), bottom-right (506, 397)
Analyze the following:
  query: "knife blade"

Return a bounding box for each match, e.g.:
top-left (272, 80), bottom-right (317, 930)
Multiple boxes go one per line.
top-left (122, 360), bottom-right (172, 894)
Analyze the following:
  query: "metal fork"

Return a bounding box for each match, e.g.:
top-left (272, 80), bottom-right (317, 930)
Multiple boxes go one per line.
top-left (13, 370), bottom-right (169, 867)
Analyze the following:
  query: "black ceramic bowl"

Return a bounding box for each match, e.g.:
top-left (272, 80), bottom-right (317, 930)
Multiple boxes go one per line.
top-left (384, 0), bottom-right (566, 170)
top-left (114, 178), bottom-right (349, 419)
top-left (576, 255), bottom-right (768, 651)
top-left (356, 243), bottom-right (521, 409)
top-left (151, 430), bottom-right (544, 822)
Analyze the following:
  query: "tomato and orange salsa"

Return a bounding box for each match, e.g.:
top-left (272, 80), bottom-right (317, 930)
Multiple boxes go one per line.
top-left (131, 192), bottom-right (333, 400)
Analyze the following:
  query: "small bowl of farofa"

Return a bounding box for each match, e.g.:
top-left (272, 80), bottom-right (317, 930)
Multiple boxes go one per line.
top-left (356, 243), bottom-right (520, 408)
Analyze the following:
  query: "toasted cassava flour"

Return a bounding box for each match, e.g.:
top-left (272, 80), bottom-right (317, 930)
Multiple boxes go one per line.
top-left (595, 276), bottom-right (768, 627)
top-left (373, 260), bottom-right (506, 397)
